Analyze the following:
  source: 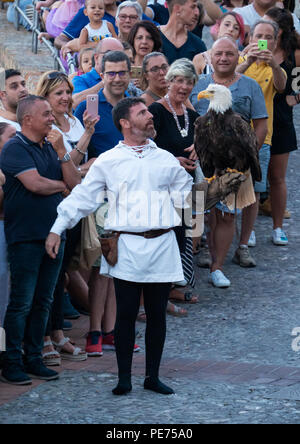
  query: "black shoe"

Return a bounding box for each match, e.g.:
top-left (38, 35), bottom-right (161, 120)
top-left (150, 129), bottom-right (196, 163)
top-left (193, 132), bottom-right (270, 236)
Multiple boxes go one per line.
top-left (112, 375), bottom-right (132, 395)
top-left (63, 293), bottom-right (80, 320)
top-left (25, 360), bottom-right (59, 381)
top-left (1, 362), bottom-right (32, 386)
top-left (144, 377), bottom-right (174, 395)
top-left (62, 320), bottom-right (73, 331)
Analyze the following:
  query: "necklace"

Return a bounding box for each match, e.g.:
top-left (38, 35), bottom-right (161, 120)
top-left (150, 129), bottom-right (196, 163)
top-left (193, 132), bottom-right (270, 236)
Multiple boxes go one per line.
top-left (212, 72), bottom-right (237, 86)
top-left (164, 94), bottom-right (189, 138)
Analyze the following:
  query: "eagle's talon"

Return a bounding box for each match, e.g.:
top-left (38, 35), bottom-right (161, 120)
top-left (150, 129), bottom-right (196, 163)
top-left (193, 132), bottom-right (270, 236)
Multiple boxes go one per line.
top-left (205, 175), bottom-right (217, 184)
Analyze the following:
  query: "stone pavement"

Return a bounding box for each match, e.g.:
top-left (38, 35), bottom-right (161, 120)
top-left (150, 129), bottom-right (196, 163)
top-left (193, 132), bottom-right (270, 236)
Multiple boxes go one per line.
top-left (1, 7), bottom-right (300, 424)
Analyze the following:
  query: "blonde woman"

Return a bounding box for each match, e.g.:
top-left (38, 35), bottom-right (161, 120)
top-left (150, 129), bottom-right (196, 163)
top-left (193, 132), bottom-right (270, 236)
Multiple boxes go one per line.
top-left (36, 71), bottom-right (99, 173)
top-left (36, 71), bottom-right (99, 364)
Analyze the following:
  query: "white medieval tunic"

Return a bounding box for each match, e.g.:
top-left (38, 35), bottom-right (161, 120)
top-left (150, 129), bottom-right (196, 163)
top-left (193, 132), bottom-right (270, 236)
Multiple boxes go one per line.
top-left (51, 140), bottom-right (193, 283)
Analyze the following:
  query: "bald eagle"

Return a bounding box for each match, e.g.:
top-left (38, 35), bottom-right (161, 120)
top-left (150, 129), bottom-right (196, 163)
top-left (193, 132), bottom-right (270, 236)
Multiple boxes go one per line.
top-left (194, 84), bottom-right (261, 183)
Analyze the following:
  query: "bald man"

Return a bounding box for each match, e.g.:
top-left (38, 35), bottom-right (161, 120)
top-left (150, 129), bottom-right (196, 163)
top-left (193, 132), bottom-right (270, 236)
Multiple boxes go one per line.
top-left (72, 38), bottom-right (124, 109)
top-left (190, 37), bottom-right (268, 288)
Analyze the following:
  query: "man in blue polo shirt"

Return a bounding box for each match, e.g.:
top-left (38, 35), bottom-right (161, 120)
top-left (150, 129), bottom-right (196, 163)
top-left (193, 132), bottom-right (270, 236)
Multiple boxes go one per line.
top-left (72, 38), bottom-right (124, 109)
top-left (75, 51), bottom-right (130, 157)
top-left (0, 96), bottom-right (80, 386)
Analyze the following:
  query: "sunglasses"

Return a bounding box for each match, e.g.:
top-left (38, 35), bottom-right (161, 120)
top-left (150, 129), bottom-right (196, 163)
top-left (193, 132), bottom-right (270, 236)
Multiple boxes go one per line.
top-left (147, 64), bottom-right (169, 74)
top-left (104, 71), bottom-right (129, 79)
top-left (47, 71), bottom-right (68, 80)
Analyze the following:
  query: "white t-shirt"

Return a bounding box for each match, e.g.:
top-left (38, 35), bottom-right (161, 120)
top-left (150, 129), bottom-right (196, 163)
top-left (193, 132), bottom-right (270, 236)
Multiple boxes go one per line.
top-left (234, 3), bottom-right (300, 33)
top-left (0, 115), bottom-right (21, 131)
top-left (84, 21), bottom-right (112, 42)
top-left (52, 115), bottom-right (85, 153)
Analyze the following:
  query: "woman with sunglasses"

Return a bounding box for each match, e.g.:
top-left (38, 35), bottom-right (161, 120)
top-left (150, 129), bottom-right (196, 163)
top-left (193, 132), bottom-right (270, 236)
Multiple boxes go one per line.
top-left (36, 71), bottom-right (99, 171)
top-left (140, 52), bottom-right (169, 107)
top-left (36, 71), bottom-right (99, 365)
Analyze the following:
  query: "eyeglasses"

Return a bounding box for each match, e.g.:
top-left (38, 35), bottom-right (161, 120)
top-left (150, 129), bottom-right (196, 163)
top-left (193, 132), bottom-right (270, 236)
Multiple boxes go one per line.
top-left (104, 71), bottom-right (129, 79)
top-left (118, 14), bottom-right (139, 21)
top-left (147, 64), bottom-right (169, 74)
top-left (47, 71), bottom-right (68, 80)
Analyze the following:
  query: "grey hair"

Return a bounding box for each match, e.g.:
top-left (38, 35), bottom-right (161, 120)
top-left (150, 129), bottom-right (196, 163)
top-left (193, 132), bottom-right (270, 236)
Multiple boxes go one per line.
top-left (142, 52), bottom-right (168, 74)
top-left (116, 1), bottom-right (143, 20)
top-left (165, 58), bottom-right (198, 85)
top-left (250, 19), bottom-right (279, 39)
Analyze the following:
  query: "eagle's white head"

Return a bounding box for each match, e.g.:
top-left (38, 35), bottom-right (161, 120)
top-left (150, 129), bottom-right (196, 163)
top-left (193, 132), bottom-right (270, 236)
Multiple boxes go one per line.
top-left (197, 83), bottom-right (232, 114)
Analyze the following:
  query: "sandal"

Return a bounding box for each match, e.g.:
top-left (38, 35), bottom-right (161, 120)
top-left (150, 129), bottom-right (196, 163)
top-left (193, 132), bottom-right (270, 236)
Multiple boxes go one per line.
top-left (52, 337), bottom-right (87, 362)
top-left (137, 307), bottom-right (147, 323)
top-left (169, 288), bottom-right (199, 304)
top-left (167, 302), bottom-right (187, 317)
top-left (42, 340), bottom-right (61, 367)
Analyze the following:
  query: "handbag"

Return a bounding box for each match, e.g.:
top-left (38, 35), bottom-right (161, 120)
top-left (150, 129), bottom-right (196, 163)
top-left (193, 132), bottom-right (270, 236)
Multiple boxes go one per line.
top-left (79, 214), bottom-right (102, 270)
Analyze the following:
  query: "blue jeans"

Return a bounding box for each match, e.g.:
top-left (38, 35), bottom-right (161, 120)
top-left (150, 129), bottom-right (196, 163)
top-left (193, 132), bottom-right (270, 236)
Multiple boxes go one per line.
top-left (0, 221), bottom-right (9, 326)
top-left (4, 240), bottom-right (64, 365)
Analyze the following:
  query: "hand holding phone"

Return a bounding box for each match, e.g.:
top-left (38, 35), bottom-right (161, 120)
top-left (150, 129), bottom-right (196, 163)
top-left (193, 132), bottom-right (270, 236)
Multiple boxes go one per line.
top-left (86, 94), bottom-right (99, 118)
top-left (258, 39), bottom-right (268, 51)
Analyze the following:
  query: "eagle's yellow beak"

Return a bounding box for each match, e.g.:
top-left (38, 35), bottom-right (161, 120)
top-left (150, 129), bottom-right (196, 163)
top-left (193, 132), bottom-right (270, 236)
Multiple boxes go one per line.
top-left (197, 90), bottom-right (214, 100)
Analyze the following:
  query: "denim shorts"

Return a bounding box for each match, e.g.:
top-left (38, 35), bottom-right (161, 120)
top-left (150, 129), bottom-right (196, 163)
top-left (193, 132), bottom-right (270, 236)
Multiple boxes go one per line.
top-left (254, 144), bottom-right (271, 193)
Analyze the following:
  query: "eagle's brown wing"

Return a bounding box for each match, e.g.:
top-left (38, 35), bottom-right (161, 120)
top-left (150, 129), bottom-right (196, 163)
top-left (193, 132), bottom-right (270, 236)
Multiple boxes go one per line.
top-left (194, 114), bottom-right (216, 178)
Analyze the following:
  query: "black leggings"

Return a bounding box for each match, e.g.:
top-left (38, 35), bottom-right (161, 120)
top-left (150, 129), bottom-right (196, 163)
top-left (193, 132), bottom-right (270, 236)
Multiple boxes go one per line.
top-left (113, 279), bottom-right (171, 379)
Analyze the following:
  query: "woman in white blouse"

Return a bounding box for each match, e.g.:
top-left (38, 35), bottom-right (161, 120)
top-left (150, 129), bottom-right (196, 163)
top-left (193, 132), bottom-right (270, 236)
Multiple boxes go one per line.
top-left (36, 71), bottom-right (99, 364)
top-left (36, 71), bottom-right (98, 174)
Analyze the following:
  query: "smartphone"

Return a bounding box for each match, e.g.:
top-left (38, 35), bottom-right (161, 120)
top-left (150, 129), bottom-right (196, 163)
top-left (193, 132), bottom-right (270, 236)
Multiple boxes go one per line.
top-left (258, 39), bottom-right (268, 51)
top-left (130, 66), bottom-right (142, 80)
top-left (86, 94), bottom-right (98, 118)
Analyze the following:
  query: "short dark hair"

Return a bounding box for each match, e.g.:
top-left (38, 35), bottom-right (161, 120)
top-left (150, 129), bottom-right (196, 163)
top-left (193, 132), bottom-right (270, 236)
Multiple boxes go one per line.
top-left (0, 122), bottom-right (10, 137)
top-left (101, 50), bottom-right (131, 73)
top-left (16, 95), bottom-right (47, 125)
top-left (128, 21), bottom-right (162, 58)
top-left (112, 97), bottom-right (146, 132)
top-left (5, 69), bottom-right (22, 81)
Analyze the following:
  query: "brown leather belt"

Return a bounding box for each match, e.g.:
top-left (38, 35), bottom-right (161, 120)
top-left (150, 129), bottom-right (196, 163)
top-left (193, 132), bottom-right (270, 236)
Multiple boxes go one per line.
top-left (0, 216), bottom-right (4, 221)
top-left (118, 228), bottom-right (172, 239)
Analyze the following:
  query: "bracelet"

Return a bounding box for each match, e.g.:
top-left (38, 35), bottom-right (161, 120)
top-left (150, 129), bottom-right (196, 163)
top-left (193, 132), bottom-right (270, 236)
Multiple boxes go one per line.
top-left (75, 146), bottom-right (86, 156)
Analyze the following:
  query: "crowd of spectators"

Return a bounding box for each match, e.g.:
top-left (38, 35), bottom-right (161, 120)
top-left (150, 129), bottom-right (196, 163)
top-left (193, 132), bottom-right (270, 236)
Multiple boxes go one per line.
top-left (0, 0), bottom-right (299, 390)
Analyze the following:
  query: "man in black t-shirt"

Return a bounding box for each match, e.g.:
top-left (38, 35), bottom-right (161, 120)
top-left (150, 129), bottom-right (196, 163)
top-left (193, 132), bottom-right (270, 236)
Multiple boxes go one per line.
top-left (158, 0), bottom-right (207, 64)
top-left (0, 96), bottom-right (80, 386)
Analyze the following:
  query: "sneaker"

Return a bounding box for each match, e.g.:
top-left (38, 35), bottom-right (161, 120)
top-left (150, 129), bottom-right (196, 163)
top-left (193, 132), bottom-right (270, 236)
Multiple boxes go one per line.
top-left (86, 331), bottom-right (103, 357)
top-left (197, 248), bottom-right (212, 268)
top-left (1, 363), bottom-right (32, 386)
top-left (209, 270), bottom-right (231, 288)
top-left (232, 246), bottom-right (256, 267)
top-left (248, 231), bottom-right (256, 247)
top-left (272, 228), bottom-right (288, 246)
top-left (24, 359), bottom-right (59, 381)
top-left (102, 334), bottom-right (141, 353)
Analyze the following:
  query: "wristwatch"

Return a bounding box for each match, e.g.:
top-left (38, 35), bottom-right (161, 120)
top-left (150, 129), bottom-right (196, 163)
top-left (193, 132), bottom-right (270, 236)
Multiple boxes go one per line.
top-left (60, 152), bottom-right (71, 163)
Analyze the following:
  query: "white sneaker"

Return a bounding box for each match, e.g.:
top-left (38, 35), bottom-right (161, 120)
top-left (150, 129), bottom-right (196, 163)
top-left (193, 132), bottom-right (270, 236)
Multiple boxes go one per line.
top-left (248, 231), bottom-right (256, 247)
top-left (209, 270), bottom-right (231, 288)
top-left (272, 228), bottom-right (288, 246)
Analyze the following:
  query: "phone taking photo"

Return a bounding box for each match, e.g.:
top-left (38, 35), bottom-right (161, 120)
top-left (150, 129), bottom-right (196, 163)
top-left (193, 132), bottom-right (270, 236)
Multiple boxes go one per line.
top-left (258, 39), bottom-right (268, 51)
top-left (86, 94), bottom-right (98, 118)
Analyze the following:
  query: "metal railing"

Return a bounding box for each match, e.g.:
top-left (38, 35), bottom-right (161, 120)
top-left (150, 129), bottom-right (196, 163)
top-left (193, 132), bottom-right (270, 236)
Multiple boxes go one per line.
top-left (12, 0), bottom-right (74, 73)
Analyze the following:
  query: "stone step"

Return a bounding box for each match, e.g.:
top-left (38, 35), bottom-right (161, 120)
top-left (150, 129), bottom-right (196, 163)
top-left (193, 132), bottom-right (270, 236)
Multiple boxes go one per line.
top-left (0, 7), bottom-right (55, 92)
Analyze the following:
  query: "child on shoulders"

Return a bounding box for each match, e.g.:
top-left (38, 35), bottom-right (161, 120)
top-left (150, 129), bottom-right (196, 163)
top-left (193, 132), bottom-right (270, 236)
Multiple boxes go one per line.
top-left (79, 0), bottom-right (117, 48)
